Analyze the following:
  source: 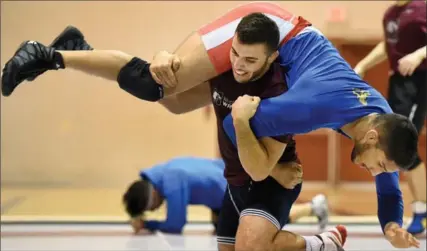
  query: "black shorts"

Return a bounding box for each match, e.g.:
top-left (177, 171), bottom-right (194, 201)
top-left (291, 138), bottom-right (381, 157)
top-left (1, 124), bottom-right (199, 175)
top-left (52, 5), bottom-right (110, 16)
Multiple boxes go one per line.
top-left (388, 70), bottom-right (427, 133)
top-left (216, 177), bottom-right (302, 245)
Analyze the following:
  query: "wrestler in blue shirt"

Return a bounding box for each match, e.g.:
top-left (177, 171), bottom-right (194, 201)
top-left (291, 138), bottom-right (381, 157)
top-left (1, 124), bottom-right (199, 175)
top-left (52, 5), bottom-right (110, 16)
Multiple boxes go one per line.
top-left (223, 29), bottom-right (420, 235)
top-left (123, 156), bottom-right (226, 234)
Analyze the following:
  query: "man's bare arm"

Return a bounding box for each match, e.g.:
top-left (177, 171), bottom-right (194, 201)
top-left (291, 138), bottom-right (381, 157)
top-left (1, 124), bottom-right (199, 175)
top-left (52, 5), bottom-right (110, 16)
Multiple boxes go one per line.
top-left (234, 119), bottom-right (287, 181)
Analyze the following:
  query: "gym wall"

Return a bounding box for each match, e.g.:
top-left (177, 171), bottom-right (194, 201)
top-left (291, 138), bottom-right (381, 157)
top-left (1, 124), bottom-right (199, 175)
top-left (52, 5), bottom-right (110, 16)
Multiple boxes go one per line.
top-left (1, 1), bottom-right (425, 187)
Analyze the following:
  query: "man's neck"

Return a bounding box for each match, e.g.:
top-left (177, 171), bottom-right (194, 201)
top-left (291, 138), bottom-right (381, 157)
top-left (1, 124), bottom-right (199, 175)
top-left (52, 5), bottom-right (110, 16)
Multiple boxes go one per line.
top-left (249, 60), bottom-right (272, 82)
top-left (340, 114), bottom-right (378, 140)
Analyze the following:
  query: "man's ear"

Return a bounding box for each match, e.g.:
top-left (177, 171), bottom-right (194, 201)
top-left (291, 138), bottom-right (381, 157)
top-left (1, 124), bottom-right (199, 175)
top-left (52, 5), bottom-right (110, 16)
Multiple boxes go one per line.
top-left (364, 129), bottom-right (379, 145)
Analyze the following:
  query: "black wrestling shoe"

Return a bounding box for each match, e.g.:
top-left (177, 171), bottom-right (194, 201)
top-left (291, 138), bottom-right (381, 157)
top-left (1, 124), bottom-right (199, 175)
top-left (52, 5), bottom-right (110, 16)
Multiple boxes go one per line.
top-left (26, 25), bottom-right (93, 81)
top-left (1, 40), bottom-right (62, 96)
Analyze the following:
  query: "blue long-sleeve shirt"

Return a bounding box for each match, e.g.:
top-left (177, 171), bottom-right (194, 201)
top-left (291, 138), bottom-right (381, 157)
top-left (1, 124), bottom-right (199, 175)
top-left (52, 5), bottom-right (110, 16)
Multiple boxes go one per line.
top-left (376, 172), bottom-right (403, 231)
top-left (140, 157), bottom-right (226, 234)
top-left (222, 30), bottom-right (403, 232)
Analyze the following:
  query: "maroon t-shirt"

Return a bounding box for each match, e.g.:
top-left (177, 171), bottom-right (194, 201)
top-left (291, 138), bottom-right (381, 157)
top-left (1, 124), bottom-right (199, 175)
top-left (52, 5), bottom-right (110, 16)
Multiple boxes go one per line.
top-left (209, 63), bottom-right (299, 186)
top-left (383, 0), bottom-right (426, 72)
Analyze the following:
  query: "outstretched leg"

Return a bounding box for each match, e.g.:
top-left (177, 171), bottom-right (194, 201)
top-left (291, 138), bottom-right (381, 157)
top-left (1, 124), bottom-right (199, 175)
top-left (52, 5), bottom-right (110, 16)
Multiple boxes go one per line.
top-left (289, 194), bottom-right (329, 231)
top-left (2, 2), bottom-right (299, 99)
top-left (235, 178), bottom-right (346, 251)
top-left (236, 214), bottom-right (347, 251)
top-left (1, 31), bottom-right (216, 101)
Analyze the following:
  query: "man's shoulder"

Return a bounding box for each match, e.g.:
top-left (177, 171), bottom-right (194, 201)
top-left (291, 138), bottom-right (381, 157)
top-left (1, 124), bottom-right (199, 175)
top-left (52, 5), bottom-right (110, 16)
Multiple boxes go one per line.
top-left (404, 1), bottom-right (426, 20)
top-left (383, 3), bottom-right (398, 20)
top-left (409, 0), bottom-right (426, 9)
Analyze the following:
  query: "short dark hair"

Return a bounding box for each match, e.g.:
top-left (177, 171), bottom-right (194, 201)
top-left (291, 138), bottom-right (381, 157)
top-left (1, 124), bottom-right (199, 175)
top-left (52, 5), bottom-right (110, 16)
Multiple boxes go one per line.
top-left (123, 179), bottom-right (151, 218)
top-left (235, 12), bottom-right (280, 53)
top-left (374, 113), bottom-right (419, 170)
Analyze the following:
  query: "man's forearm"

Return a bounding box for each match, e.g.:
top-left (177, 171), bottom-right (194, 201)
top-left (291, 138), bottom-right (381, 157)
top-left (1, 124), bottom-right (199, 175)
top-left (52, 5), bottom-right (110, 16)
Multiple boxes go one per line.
top-left (59, 50), bottom-right (133, 81)
top-left (145, 220), bottom-right (183, 234)
top-left (233, 119), bottom-right (273, 181)
top-left (414, 45), bottom-right (427, 60)
top-left (376, 172), bottom-right (403, 233)
top-left (357, 41), bottom-right (387, 72)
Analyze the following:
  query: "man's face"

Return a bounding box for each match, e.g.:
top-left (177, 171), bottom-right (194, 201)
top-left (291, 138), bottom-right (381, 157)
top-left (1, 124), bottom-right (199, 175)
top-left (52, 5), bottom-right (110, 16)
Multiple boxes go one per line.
top-left (229, 35), bottom-right (278, 83)
top-left (351, 130), bottom-right (399, 176)
top-left (149, 189), bottom-right (164, 211)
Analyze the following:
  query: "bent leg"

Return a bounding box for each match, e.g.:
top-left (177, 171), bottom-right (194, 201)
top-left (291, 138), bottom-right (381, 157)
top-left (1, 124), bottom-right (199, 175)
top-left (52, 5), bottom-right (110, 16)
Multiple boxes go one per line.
top-left (163, 32), bottom-right (217, 96)
top-left (405, 70), bottom-right (427, 204)
top-left (4, 3), bottom-right (288, 100)
top-left (2, 32), bottom-right (215, 100)
top-left (236, 215), bottom-right (347, 251)
top-left (387, 71), bottom-right (427, 234)
top-left (235, 215), bottom-right (306, 251)
top-left (59, 50), bottom-right (132, 82)
top-left (289, 194), bottom-right (329, 230)
top-left (406, 162), bottom-right (427, 204)
top-left (236, 178), bottom-right (307, 251)
top-left (405, 162), bottom-right (427, 235)
top-left (288, 203), bottom-right (313, 223)
top-left (57, 32), bottom-right (215, 100)
top-left (216, 183), bottom-right (249, 251)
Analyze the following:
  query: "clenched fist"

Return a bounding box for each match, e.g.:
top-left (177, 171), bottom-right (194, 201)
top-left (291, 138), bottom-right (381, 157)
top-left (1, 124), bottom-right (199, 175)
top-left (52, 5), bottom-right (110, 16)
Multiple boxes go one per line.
top-left (231, 95), bottom-right (261, 122)
top-left (270, 162), bottom-right (303, 189)
top-left (149, 50), bottom-right (181, 88)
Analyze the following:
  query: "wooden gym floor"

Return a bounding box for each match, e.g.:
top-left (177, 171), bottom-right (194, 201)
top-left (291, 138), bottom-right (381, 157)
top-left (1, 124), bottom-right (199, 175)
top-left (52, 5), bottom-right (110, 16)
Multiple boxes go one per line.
top-left (2, 182), bottom-right (426, 251)
top-left (0, 182), bottom-right (420, 224)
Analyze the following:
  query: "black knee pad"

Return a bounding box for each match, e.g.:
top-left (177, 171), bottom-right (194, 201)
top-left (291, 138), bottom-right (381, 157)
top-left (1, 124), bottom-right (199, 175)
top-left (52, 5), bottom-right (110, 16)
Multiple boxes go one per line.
top-left (117, 57), bottom-right (164, 102)
top-left (407, 155), bottom-right (422, 171)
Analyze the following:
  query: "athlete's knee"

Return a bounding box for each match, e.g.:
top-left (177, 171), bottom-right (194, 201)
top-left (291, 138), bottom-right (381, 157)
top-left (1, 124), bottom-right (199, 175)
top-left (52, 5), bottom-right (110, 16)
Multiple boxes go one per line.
top-left (235, 215), bottom-right (277, 251)
top-left (235, 237), bottom-right (271, 251)
top-left (117, 57), bottom-right (164, 102)
top-left (218, 243), bottom-right (235, 251)
top-left (235, 240), bottom-right (267, 251)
